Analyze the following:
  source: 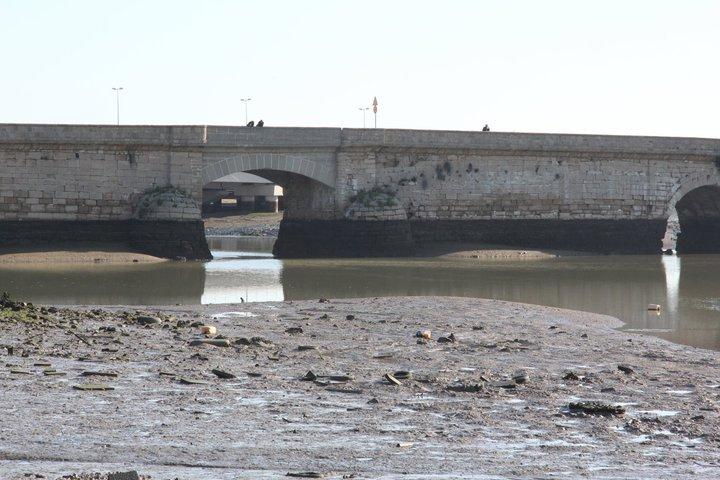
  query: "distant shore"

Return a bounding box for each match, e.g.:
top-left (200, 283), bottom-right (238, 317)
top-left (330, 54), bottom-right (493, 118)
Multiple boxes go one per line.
top-left (0, 243), bottom-right (165, 264)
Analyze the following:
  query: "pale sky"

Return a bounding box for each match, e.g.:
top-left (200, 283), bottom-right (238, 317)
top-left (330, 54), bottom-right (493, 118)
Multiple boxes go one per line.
top-left (1, 0), bottom-right (719, 138)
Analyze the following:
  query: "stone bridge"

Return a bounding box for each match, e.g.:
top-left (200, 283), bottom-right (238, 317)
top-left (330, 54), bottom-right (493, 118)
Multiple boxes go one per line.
top-left (0, 124), bottom-right (719, 259)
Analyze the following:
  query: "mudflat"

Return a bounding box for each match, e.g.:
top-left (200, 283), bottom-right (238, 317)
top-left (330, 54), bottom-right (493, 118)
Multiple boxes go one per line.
top-left (0, 296), bottom-right (718, 479)
top-left (0, 243), bottom-right (164, 264)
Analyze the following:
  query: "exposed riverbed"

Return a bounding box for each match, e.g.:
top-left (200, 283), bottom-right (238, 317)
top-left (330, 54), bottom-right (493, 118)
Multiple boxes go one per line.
top-left (1, 296), bottom-right (719, 479)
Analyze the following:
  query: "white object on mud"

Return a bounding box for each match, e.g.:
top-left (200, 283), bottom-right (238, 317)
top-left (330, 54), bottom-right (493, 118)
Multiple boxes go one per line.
top-left (200, 325), bottom-right (217, 335)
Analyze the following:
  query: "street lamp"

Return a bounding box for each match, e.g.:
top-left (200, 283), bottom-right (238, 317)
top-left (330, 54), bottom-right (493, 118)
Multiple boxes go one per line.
top-left (112, 87), bottom-right (123, 125)
top-left (358, 107), bottom-right (369, 128)
top-left (241, 98), bottom-right (252, 124)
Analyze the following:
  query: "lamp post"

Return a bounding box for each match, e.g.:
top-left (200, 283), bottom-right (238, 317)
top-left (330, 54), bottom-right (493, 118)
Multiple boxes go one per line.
top-left (372, 97), bottom-right (378, 128)
top-left (241, 98), bottom-right (252, 124)
top-left (112, 87), bottom-right (123, 125)
top-left (358, 107), bottom-right (369, 128)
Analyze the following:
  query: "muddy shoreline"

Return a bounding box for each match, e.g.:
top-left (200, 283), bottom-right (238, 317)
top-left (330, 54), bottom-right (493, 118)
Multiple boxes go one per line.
top-left (1, 296), bottom-right (719, 478)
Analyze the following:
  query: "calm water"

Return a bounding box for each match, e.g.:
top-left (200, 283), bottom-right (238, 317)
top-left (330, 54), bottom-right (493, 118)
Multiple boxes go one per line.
top-left (2, 236), bottom-right (720, 350)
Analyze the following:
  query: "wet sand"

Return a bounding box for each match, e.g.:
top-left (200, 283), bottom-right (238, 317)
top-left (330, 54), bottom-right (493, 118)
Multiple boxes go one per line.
top-left (1, 296), bottom-right (719, 479)
top-left (0, 243), bottom-right (164, 264)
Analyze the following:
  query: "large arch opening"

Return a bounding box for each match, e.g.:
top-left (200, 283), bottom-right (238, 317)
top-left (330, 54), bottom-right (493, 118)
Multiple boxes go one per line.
top-left (200, 155), bottom-right (339, 257)
top-left (672, 185), bottom-right (720, 253)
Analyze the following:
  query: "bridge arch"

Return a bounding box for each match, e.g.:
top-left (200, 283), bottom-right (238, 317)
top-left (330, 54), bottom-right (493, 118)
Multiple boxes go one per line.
top-left (201, 152), bottom-right (335, 187)
top-left (664, 171), bottom-right (720, 253)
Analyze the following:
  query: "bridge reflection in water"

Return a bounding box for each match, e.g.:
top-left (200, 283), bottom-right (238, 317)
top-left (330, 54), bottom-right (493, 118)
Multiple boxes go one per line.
top-left (1, 235), bottom-right (720, 350)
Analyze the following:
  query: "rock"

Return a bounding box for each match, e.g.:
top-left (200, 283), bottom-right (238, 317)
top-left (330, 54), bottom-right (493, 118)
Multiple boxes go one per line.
top-left (200, 325), bottom-right (217, 335)
top-left (72, 383), bottom-right (114, 391)
top-left (447, 382), bottom-right (482, 393)
top-left (190, 321), bottom-right (203, 328)
top-left (211, 368), bottom-right (236, 379)
top-left (136, 315), bottom-right (161, 325)
top-left (384, 373), bottom-right (402, 386)
top-left (235, 337), bottom-right (273, 348)
top-left (318, 298), bottom-right (329, 303)
top-left (285, 327), bottom-right (303, 334)
top-left (178, 377), bottom-right (209, 385)
top-left (568, 401), bottom-right (625, 415)
top-left (512, 370), bottom-right (529, 384)
top-left (346, 314), bottom-right (355, 320)
top-left (287, 473), bottom-right (324, 478)
top-left (563, 372), bottom-right (581, 381)
top-left (81, 371), bottom-right (118, 377)
top-left (297, 345), bottom-right (317, 351)
top-left (489, 380), bottom-right (516, 389)
top-left (301, 370), bottom-right (317, 381)
top-left (108, 471), bottom-right (140, 480)
top-left (415, 330), bottom-right (432, 340)
top-left (618, 364), bottom-right (634, 375)
top-left (189, 338), bottom-right (230, 347)
top-left (437, 333), bottom-right (456, 343)
top-left (393, 371), bottom-right (412, 380)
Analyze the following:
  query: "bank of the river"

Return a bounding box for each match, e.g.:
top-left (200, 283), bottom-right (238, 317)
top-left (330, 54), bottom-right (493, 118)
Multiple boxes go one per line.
top-left (1, 296), bottom-right (718, 479)
top-left (0, 243), bottom-right (165, 264)
top-left (204, 211), bottom-right (282, 237)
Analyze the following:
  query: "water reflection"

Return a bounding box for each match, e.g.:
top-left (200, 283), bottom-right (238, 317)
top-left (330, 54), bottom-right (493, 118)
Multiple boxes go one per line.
top-left (1, 235), bottom-right (720, 350)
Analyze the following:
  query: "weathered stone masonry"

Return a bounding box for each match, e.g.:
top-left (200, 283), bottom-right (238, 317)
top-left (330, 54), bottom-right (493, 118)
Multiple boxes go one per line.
top-left (1, 124), bottom-right (719, 258)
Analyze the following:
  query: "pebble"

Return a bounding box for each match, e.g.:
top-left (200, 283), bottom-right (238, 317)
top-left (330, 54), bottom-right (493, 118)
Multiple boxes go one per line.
top-left (415, 330), bottom-right (432, 340)
top-left (136, 315), bottom-right (161, 325)
top-left (189, 338), bottom-right (230, 347)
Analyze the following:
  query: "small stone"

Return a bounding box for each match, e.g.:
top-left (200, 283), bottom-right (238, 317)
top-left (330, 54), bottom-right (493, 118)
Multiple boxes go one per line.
top-left (568, 401), bottom-right (625, 415)
top-left (178, 377), bottom-right (209, 385)
top-left (447, 382), bottom-right (482, 393)
top-left (297, 345), bottom-right (317, 351)
top-left (437, 333), bottom-right (456, 343)
top-left (563, 372), bottom-right (580, 381)
top-left (346, 314), bottom-right (355, 320)
top-left (393, 371), bottom-right (412, 380)
top-left (211, 368), bottom-right (236, 379)
top-left (72, 383), bottom-right (114, 391)
top-left (287, 473), bottom-right (324, 479)
top-left (301, 370), bottom-right (317, 381)
top-left (81, 371), bottom-right (118, 377)
top-left (108, 471), bottom-right (140, 480)
top-left (136, 315), bottom-right (161, 325)
top-left (512, 370), bottom-right (529, 384)
top-left (618, 364), bottom-right (634, 375)
top-left (285, 327), bottom-right (303, 334)
top-left (189, 339), bottom-right (230, 347)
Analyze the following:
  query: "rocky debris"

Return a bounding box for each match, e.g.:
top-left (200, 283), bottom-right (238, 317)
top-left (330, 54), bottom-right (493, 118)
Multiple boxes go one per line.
top-left (618, 364), bottom-right (635, 375)
top-left (189, 338), bottom-right (230, 347)
top-left (1, 296), bottom-right (718, 478)
top-left (567, 402), bottom-right (626, 416)
top-left (211, 368), bottom-right (236, 379)
top-left (437, 333), bottom-right (456, 343)
top-left (108, 471), bottom-right (141, 480)
top-left (512, 369), bottom-right (529, 384)
top-left (287, 472), bottom-right (324, 478)
top-left (447, 382), bottom-right (483, 393)
top-left (285, 327), bottom-right (303, 334)
top-left (235, 336), bottom-right (273, 348)
top-left (135, 315), bottom-right (161, 326)
top-left (72, 383), bottom-right (115, 391)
